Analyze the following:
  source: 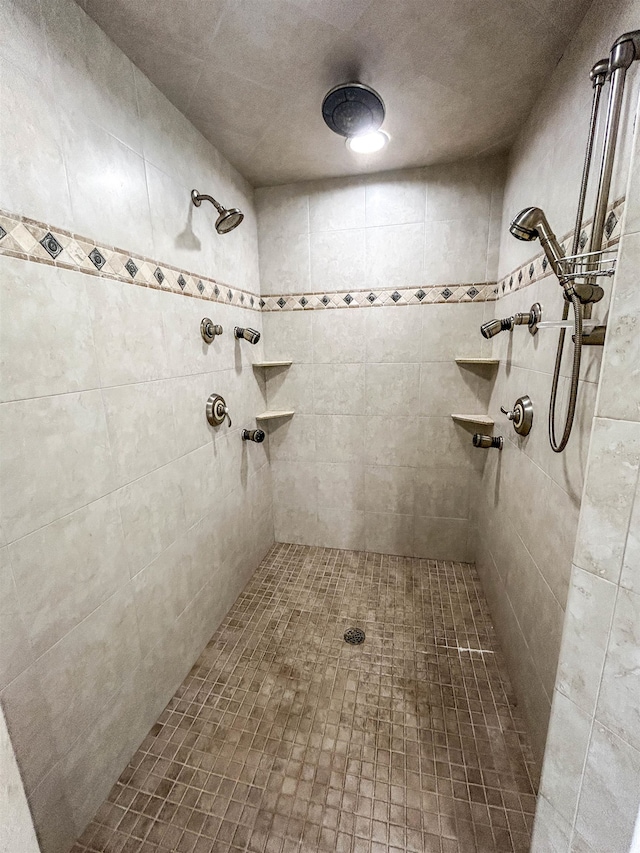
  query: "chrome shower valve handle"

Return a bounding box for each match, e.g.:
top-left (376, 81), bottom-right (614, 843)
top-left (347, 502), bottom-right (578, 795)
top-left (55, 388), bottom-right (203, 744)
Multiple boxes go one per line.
top-left (501, 395), bottom-right (533, 436)
top-left (201, 318), bottom-right (223, 343)
top-left (206, 393), bottom-right (232, 427)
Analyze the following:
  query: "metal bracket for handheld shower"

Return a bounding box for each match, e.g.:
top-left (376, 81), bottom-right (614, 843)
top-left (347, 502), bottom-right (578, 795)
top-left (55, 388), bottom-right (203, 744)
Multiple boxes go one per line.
top-left (241, 428), bottom-right (265, 443)
top-left (200, 318), bottom-right (223, 344)
top-left (480, 303), bottom-right (541, 339)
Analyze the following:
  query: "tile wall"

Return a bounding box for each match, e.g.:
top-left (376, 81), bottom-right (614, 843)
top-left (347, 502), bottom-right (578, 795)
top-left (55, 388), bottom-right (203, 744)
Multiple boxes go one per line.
top-left (530, 76), bottom-right (640, 852)
top-left (475, 0), bottom-right (640, 771)
top-left (256, 156), bottom-right (506, 560)
top-left (0, 1), bottom-right (273, 851)
top-left (0, 706), bottom-right (40, 853)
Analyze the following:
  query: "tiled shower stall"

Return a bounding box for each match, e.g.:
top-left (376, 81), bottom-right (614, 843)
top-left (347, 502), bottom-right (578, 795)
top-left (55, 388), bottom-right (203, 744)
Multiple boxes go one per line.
top-left (1, 0), bottom-right (639, 851)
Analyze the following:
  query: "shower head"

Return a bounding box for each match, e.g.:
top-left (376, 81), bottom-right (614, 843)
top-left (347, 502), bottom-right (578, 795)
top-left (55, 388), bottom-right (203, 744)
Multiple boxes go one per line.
top-left (322, 82), bottom-right (385, 138)
top-left (481, 318), bottom-right (512, 339)
top-left (480, 304), bottom-right (542, 339)
top-left (191, 190), bottom-right (244, 234)
top-left (234, 326), bottom-right (260, 345)
top-left (509, 207), bottom-right (565, 279)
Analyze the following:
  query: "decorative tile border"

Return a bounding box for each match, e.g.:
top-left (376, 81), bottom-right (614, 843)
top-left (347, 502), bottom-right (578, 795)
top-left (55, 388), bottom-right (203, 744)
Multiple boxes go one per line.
top-left (494, 197), bottom-right (624, 300)
top-left (0, 198), bottom-right (624, 314)
top-left (260, 282), bottom-right (497, 311)
top-left (0, 208), bottom-right (261, 311)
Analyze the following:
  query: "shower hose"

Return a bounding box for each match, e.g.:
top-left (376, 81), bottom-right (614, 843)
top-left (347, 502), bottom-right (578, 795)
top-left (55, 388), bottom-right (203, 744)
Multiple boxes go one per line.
top-left (548, 292), bottom-right (583, 453)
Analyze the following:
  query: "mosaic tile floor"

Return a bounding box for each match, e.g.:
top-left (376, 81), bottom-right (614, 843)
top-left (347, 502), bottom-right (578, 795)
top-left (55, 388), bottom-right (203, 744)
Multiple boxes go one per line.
top-left (72, 544), bottom-right (537, 853)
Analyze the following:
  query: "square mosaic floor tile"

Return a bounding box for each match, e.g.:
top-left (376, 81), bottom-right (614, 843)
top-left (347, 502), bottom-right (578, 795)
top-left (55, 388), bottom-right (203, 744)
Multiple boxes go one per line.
top-left (71, 543), bottom-right (537, 853)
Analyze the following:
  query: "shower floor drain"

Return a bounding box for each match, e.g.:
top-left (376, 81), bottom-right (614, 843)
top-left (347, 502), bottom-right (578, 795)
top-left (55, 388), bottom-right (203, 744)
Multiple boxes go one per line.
top-left (344, 627), bottom-right (365, 645)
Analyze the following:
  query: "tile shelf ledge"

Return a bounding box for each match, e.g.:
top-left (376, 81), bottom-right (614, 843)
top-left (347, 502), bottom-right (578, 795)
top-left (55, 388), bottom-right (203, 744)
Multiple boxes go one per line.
top-left (451, 414), bottom-right (495, 427)
top-left (455, 358), bottom-right (500, 366)
top-left (255, 411), bottom-right (295, 420)
top-left (252, 361), bottom-right (293, 368)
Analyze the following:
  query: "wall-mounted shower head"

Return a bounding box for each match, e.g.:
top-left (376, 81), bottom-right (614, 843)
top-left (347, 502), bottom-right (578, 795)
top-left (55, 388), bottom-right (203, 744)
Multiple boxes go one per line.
top-left (191, 189), bottom-right (244, 234)
top-left (234, 326), bottom-right (260, 345)
top-left (509, 207), bottom-right (566, 281)
top-left (481, 318), bottom-right (511, 339)
top-left (480, 304), bottom-right (542, 339)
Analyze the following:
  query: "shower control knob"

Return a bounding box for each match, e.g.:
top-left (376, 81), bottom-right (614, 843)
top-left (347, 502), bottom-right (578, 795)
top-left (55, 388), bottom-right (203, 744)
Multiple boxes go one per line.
top-left (500, 395), bottom-right (533, 436)
top-left (241, 429), bottom-right (265, 443)
top-left (201, 318), bottom-right (223, 343)
top-left (206, 393), bottom-right (232, 427)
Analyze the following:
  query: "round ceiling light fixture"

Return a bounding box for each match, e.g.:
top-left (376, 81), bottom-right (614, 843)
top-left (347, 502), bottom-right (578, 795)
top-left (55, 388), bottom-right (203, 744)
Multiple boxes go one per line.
top-left (346, 130), bottom-right (389, 154)
top-left (322, 82), bottom-right (385, 138)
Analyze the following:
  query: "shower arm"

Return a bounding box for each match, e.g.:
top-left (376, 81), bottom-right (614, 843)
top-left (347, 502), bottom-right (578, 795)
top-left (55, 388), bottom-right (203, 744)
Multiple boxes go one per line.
top-left (191, 190), bottom-right (225, 214)
top-left (589, 31), bottom-right (640, 265)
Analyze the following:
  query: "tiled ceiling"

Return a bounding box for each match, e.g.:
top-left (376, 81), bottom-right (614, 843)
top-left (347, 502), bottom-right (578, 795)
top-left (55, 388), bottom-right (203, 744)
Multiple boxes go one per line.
top-left (80, 0), bottom-right (592, 187)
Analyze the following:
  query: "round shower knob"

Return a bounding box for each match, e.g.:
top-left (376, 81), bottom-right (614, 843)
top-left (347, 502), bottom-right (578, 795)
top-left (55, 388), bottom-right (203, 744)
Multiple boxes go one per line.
top-left (500, 395), bottom-right (533, 436)
top-left (206, 393), bottom-right (232, 427)
top-left (201, 318), bottom-right (222, 343)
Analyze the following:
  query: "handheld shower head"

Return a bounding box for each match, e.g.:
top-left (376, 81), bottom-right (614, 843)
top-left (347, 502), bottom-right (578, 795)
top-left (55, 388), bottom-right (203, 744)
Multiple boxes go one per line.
top-left (191, 190), bottom-right (244, 234)
top-left (509, 207), bottom-right (566, 281)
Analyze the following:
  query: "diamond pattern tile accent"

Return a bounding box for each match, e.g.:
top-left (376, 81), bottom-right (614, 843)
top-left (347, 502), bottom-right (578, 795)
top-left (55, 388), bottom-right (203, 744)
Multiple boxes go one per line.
top-left (518, 270), bottom-right (523, 283)
top-left (343, 293), bottom-right (353, 304)
top-left (88, 248), bottom-right (105, 270)
top-left (366, 292), bottom-right (376, 303)
top-left (528, 263), bottom-right (534, 279)
top-left (177, 273), bottom-right (186, 290)
top-left (416, 289), bottom-right (426, 301)
top-left (321, 295), bottom-right (329, 305)
top-left (467, 286), bottom-right (479, 298)
top-left (152, 267), bottom-right (164, 285)
top-left (40, 232), bottom-right (63, 259)
top-left (259, 298), bottom-right (265, 308)
top-left (299, 296), bottom-right (308, 306)
top-left (214, 284), bottom-right (220, 297)
top-left (125, 258), bottom-right (138, 278)
top-left (391, 290), bottom-right (401, 302)
top-left (579, 230), bottom-right (588, 250)
top-left (0, 225), bottom-right (7, 241)
top-left (605, 210), bottom-right (618, 239)
top-left (277, 297), bottom-right (286, 308)
top-left (542, 257), bottom-right (548, 272)
top-left (441, 287), bottom-right (453, 299)
top-left (69, 543), bottom-right (537, 853)
top-left (197, 280), bottom-right (205, 293)
top-left (227, 289), bottom-right (232, 301)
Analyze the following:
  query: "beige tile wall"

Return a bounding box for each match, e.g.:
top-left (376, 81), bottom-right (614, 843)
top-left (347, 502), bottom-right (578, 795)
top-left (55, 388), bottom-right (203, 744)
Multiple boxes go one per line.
top-left (257, 156), bottom-right (506, 560)
top-left (475, 0), bottom-right (640, 772)
top-left (531, 81), bottom-right (640, 853)
top-left (0, 706), bottom-right (40, 853)
top-left (0, 1), bottom-right (272, 852)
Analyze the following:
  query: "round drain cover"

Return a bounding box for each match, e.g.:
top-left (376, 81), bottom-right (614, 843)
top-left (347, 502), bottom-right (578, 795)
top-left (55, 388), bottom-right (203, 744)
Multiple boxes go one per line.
top-left (344, 627), bottom-right (365, 645)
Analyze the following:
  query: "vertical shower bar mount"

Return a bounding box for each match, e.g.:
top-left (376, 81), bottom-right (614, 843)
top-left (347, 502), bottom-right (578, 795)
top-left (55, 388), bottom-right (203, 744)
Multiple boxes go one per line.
top-left (589, 32), bottom-right (640, 265)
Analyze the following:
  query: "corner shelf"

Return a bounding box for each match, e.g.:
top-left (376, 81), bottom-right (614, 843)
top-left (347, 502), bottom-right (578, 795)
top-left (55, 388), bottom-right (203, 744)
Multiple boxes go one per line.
top-left (252, 361), bottom-right (293, 368)
top-left (255, 410), bottom-right (295, 421)
top-left (455, 358), bottom-right (500, 366)
top-left (451, 414), bottom-right (495, 427)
